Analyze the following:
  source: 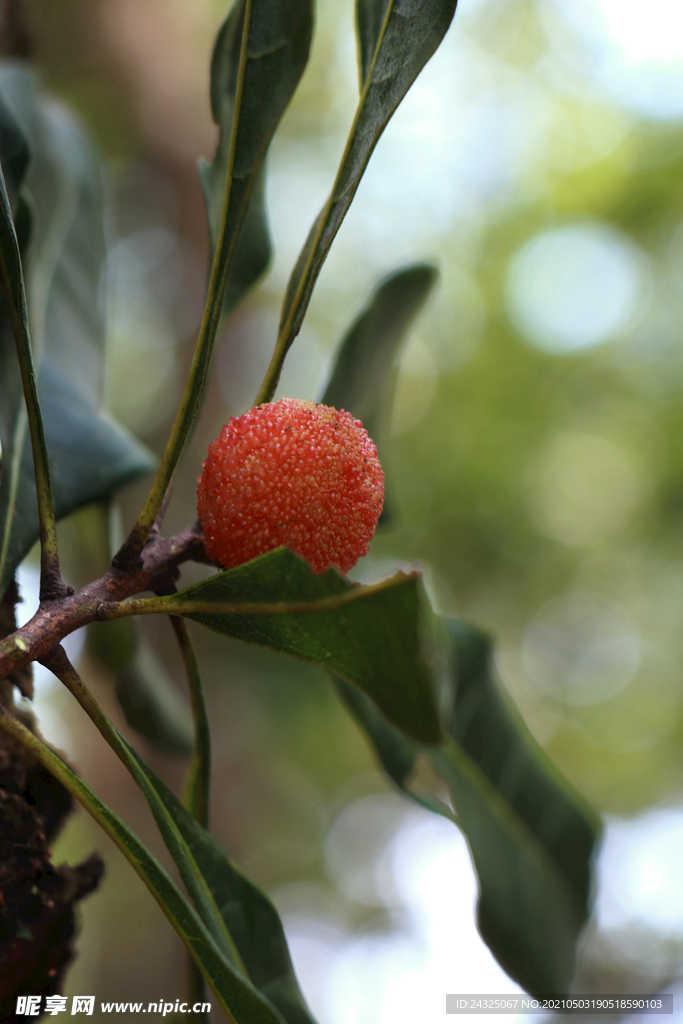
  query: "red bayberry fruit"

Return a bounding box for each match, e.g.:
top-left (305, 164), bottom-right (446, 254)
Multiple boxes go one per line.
top-left (197, 398), bottom-right (385, 575)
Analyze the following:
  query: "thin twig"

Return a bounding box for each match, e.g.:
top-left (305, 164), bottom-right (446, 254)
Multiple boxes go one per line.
top-left (0, 521), bottom-right (204, 683)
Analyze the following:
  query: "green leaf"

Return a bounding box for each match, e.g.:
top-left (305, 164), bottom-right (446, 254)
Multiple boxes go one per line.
top-left (115, 635), bottom-right (195, 756)
top-left (322, 264), bottom-right (437, 423)
top-left (201, 162), bottom-right (270, 320)
top-left (0, 87), bottom-right (31, 595)
top-left (333, 618), bottom-right (600, 996)
top-left (0, 68), bottom-right (154, 598)
top-left (0, 364), bottom-right (153, 598)
top-left (355, 0), bottom-right (389, 90)
top-left (354, 0), bottom-right (456, 91)
top-left (0, 67), bottom-right (101, 377)
top-left (130, 0), bottom-right (313, 548)
top-left (0, 706), bottom-right (289, 1024)
top-left (47, 655), bottom-right (315, 1024)
top-left (321, 263), bottom-right (437, 524)
top-left (116, 733), bottom-right (317, 1024)
top-left (200, 0), bottom-right (312, 285)
top-left (257, 0), bottom-right (457, 403)
top-left (0, 82), bottom-right (29, 208)
top-left (0, 67), bottom-right (65, 592)
top-left (200, 1), bottom-right (275, 318)
top-left (153, 547), bottom-right (441, 744)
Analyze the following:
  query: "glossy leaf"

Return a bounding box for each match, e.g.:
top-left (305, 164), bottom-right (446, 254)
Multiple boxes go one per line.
top-left (0, 88), bottom-right (30, 595)
top-left (333, 618), bottom-right (600, 996)
top-left (48, 656), bottom-right (315, 1024)
top-left (0, 115), bottom-right (62, 591)
top-left (322, 264), bottom-right (437, 423)
top-left (148, 547), bottom-right (441, 744)
top-left (0, 705), bottom-right (288, 1024)
top-left (355, 0), bottom-right (390, 89)
top-left (131, 0), bottom-right (314, 548)
top-left (258, 0), bottom-right (457, 401)
top-left (354, 0), bottom-right (456, 91)
top-left (0, 69), bottom-right (154, 598)
top-left (200, 6), bottom-right (272, 320)
top-left (321, 263), bottom-right (437, 523)
top-left (200, 0), bottom-right (312, 291)
top-left (116, 732), bottom-right (317, 1024)
top-left (0, 67), bottom-right (102, 380)
top-left (0, 364), bottom-right (153, 598)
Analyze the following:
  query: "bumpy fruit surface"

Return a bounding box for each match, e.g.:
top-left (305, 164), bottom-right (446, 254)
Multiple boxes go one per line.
top-left (197, 398), bottom-right (384, 574)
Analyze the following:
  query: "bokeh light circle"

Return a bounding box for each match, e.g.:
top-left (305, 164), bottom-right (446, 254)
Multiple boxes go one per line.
top-left (506, 223), bottom-right (646, 354)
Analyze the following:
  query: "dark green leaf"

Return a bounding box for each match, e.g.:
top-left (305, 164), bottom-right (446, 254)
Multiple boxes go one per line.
top-left (355, 0), bottom-right (390, 90)
top-left (117, 733), bottom-right (317, 1024)
top-left (268, 0), bottom-right (457, 395)
top-left (322, 264), bottom-right (437, 421)
top-left (103, 730), bottom-right (247, 976)
top-left (132, 0), bottom-right (314, 545)
top-left (160, 547), bottom-right (441, 744)
top-left (51, 668), bottom-right (313, 1022)
top-left (200, 132), bottom-right (270, 320)
top-left (0, 86), bottom-right (62, 587)
top-left (321, 263), bottom-right (437, 524)
top-left (116, 635), bottom-right (194, 755)
top-left (0, 67), bottom-right (101, 376)
top-left (0, 364), bottom-right (153, 598)
top-left (0, 709), bottom-right (288, 1024)
top-left (334, 617), bottom-right (600, 996)
top-left (0, 68), bottom-right (154, 597)
top-left (199, 0), bottom-right (313, 318)
top-left (29, 99), bottom-right (107, 403)
top-left (0, 86), bottom-right (30, 594)
top-left (0, 85), bottom-right (29, 207)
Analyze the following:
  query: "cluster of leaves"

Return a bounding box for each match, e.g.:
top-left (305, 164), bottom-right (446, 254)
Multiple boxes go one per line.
top-left (0, 0), bottom-right (601, 1019)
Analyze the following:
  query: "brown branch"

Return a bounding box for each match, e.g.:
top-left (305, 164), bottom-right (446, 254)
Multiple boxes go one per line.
top-left (0, 521), bottom-right (205, 685)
